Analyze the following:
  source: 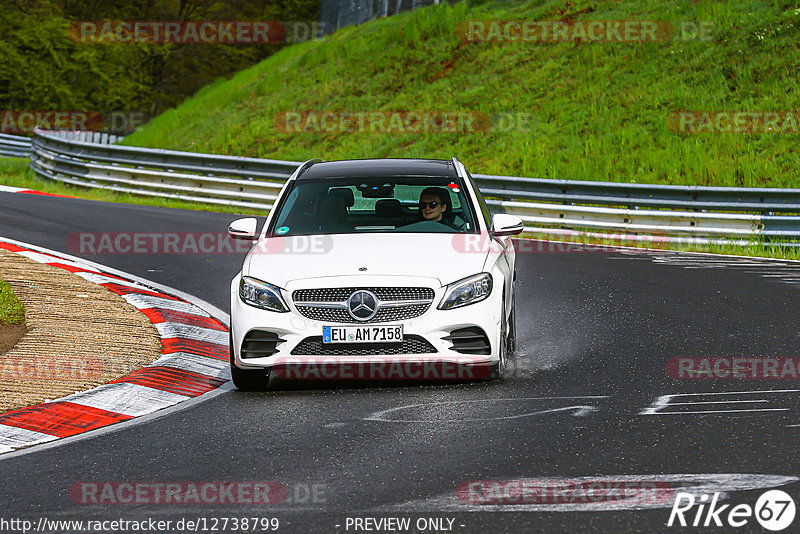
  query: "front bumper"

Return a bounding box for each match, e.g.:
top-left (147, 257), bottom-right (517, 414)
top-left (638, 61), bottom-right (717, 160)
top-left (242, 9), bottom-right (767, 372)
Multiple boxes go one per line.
top-left (229, 274), bottom-right (503, 374)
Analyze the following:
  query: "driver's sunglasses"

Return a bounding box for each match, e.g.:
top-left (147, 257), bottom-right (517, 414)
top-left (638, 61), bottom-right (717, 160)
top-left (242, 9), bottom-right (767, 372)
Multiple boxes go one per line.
top-left (419, 201), bottom-right (440, 209)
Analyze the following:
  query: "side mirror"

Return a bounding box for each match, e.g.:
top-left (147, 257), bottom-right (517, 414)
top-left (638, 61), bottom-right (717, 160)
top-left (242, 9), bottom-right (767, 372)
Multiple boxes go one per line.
top-left (490, 214), bottom-right (524, 237)
top-left (228, 217), bottom-right (258, 240)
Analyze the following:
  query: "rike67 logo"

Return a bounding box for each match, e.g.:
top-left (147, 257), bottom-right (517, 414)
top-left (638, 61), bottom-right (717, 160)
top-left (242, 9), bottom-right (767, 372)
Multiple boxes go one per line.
top-left (668, 490), bottom-right (796, 531)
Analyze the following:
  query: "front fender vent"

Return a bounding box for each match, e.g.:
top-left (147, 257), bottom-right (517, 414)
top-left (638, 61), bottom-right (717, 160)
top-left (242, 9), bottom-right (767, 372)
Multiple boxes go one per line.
top-left (443, 327), bottom-right (490, 355)
top-left (241, 330), bottom-right (285, 359)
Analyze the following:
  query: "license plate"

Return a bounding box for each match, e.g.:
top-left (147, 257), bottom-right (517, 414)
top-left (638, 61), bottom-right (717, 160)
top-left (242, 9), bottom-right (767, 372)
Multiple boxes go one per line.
top-left (322, 325), bottom-right (403, 344)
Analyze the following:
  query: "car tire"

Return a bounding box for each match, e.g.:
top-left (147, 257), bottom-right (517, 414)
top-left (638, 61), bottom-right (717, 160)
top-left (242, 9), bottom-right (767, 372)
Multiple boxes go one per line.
top-left (229, 330), bottom-right (271, 391)
top-left (508, 293), bottom-right (516, 356)
top-left (489, 296), bottom-right (510, 381)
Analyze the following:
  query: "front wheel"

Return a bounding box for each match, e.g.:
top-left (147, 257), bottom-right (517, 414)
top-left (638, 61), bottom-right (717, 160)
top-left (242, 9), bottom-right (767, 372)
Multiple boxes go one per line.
top-left (489, 297), bottom-right (510, 380)
top-left (229, 330), bottom-right (270, 391)
top-left (508, 293), bottom-right (516, 356)
top-left (231, 365), bottom-right (271, 391)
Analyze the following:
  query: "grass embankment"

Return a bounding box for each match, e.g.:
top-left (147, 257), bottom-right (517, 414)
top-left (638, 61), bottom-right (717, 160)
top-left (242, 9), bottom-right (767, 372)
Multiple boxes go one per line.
top-left (0, 279), bottom-right (25, 326)
top-left (122, 0), bottom-right (800, 188)
top-left (0, 158), bottom-right (257, 214)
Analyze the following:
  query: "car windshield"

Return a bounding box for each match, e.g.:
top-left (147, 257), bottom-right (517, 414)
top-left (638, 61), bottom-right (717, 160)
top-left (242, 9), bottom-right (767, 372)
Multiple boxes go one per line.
top-left (268, 176), bottom-right (479, 236)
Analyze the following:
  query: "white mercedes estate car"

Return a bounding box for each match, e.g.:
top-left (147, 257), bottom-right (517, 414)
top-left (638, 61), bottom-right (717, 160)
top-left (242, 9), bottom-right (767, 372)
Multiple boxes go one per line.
top-left (228, 158), bottom-right (523, 390)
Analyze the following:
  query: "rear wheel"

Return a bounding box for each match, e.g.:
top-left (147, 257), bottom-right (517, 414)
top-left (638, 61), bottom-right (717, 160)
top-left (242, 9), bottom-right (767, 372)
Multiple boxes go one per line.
top-left (229, 330), bottom-right (270, 391)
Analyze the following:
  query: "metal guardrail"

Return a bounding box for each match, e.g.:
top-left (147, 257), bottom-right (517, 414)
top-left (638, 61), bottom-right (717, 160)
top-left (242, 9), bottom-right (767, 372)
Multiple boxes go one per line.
top-left (320, 0), bottom-right (453, 34)
top-left (1, 131), bottom-right (123, 158)
top-left (496, 201), bottom-right (763, 238)
top-left (29, 128), bottom-right (298, 210)
top-left (0, 133), bottom-right (32, 158)
top-left (6, 128), bottom-right (800, 241)
top-left (474, 176), bottom-right (800, 239)
top-left (36, 130), bottom-right (125, 144)
top-left (472, 174), bottom-right (800, 213)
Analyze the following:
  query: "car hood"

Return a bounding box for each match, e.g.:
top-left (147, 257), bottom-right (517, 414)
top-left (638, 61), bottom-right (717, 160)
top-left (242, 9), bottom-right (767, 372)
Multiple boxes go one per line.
top-left (243, 233), bottom-right (488, 287)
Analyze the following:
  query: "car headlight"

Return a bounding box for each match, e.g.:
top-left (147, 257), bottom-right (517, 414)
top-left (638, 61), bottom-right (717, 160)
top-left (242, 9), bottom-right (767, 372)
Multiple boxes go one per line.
top-left (438, 273), bottom-right (493, 310)
top-left (239, 276), bottom-right (289, 312)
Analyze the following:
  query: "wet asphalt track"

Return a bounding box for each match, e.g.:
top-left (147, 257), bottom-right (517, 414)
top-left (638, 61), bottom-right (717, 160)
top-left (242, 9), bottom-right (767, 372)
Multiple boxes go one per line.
top-left (2, 191), bottom-right (800, 533)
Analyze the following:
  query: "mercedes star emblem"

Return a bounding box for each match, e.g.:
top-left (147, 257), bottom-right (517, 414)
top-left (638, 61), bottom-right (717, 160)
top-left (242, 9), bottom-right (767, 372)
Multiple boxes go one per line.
top-left (347, 290), bottom-right (378, 321)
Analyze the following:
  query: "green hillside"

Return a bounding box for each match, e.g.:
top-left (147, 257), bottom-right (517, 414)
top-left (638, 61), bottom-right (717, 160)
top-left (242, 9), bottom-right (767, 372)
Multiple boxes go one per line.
top-left (123, 0), bottom-right (800, 188)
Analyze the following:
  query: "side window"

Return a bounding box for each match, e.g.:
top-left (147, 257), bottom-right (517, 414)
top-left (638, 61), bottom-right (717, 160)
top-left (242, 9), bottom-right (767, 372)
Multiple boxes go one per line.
top-left (467, 172), bottom-right (493, 229)
top-left (274, 187), bottom-right (300, 228)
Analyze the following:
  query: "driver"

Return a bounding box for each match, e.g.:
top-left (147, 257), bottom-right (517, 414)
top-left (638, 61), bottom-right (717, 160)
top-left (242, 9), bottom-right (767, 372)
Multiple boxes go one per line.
top-left (418, 187), bottom-right (451, 224)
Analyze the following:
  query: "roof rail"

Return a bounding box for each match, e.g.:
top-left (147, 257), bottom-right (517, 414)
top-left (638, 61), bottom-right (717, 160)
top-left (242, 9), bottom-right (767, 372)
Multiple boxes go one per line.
top-left (288, 158), bottom-right (324, 181)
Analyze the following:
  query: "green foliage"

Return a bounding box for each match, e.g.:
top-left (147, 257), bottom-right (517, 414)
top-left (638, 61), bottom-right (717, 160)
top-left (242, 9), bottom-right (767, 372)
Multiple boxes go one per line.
top-left (0, 279), bottom-right (25, 326)
top-left (0, 0), bottom-right (319, 119)
top-left (124, 0), bottom-right (800, 188)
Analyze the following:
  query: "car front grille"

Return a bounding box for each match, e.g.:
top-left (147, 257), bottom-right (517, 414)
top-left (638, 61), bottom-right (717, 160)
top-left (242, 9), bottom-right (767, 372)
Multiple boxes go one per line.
top-left (292, 287), bottom-right (435, 324)
top-left (291, 335), bottom-right (437, 356)
top-left (294, 304), bottom-right (431, 323)
top-left (293, 287), bottom-right (434, 302)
